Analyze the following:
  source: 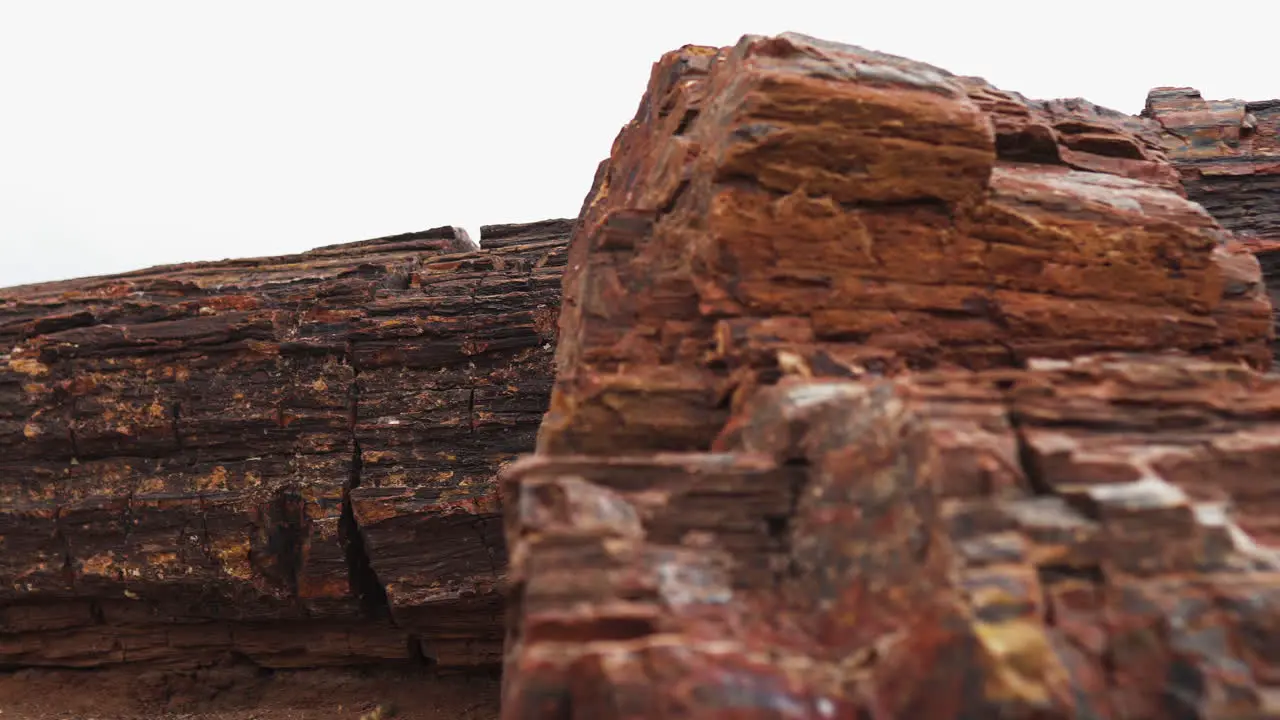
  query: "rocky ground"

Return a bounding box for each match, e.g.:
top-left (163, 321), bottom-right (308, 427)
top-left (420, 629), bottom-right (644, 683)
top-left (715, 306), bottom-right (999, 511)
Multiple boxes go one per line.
top-left (0, 664), bottom-right (498, 720)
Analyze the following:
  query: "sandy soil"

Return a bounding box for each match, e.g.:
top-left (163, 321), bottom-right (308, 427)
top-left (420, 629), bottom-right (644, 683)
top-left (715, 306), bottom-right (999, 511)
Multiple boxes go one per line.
top-left (0, 662), bottom-right (499, 720)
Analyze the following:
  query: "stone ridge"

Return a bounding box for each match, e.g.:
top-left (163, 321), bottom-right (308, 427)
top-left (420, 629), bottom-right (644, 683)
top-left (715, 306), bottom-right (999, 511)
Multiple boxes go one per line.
top-left (0, 220), bottom-right (570, 669)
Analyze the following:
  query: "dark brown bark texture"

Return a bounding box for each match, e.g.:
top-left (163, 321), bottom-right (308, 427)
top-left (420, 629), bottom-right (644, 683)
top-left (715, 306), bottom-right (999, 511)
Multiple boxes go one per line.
top-left (502, 34), bottom-right (1280, 719)
top-left (0, 220), bottom-right (570, 669)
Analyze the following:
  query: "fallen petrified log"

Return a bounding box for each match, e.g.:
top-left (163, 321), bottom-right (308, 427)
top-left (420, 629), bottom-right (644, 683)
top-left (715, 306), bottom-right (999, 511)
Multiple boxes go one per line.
top-left (504, 353), bottom-right (1280, 717)
top-left (0, 220), bottom-right (570, 669)
top-left (539, 33), bottom-right (1273, 458)
top-left (503, 33), bottom-right (1280, 718)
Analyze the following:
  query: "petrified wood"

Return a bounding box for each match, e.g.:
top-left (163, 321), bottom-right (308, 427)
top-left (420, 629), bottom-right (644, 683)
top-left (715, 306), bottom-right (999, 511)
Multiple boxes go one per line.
top-left (1145, 87), bottom-right (1280, 242)
top-left (964, 80), bottom-right (1185, 193)
top-left (503, 31), bottom-right (1280, 719)
top-left (539, 33), bottom-right (1273, 458)
top-left (1146, 88), bottom-right (1280, 363)
top-left (504, 353), bottom-right (1280, 718)
top-left (0, 222), bottom-right (568, 669)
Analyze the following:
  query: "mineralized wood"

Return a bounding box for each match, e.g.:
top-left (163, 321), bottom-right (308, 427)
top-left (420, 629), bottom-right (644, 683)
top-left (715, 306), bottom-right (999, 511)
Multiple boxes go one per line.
top-left (505, 32), bottom-right (1280, 719)
top-left (1146, 88), bottom-right (1280, 364)
top-left (504, 354), bottom-right (1280, 718)
top-left (539, 33), bottom-right (1272, 457)
top-left (479, 219), bottom-right (576, 250)
top-left (964, 80), bottom-right (1185, 193)
top-left (0, 222), bottom-right (568, 669)
top-left (1145, 87), bottom-right (1280, 241)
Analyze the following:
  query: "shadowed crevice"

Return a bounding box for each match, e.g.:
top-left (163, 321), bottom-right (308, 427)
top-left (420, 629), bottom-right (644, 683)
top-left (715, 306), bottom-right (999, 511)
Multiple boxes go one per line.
top-left (341, 362), bottom-right (391, 620)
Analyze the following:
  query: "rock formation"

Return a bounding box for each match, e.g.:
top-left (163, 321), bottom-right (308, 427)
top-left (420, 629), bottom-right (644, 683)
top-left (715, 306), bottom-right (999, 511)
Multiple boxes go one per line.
top-left (0, 220), bottom-right (570, 669)
top-left (506, 354), bottom-right (1280, 717)
top-left (1145, 88), bottom-right (1280, 241)
top-left (537, 33), bottom-right (1272, 458)
top-left (965, 82), bottom-right (1185, 194)
top-left (503, 34), bottom-right (1280, 718)
top-left (1145, 89), bottom-right (1280, 361)
top-left (7, 27), bottom-right (1280, 720)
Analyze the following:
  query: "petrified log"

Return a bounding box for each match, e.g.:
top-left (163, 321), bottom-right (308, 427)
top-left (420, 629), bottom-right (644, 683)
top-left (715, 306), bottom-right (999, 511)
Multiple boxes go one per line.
top-left (964, 80), bottom-right (1185, 193)
top-left (504, 32), bottom-right (1280, 719)
top-left (0, 222), bottom-right (567, 669)
top-left (479, 219), bottom-right (576, 250)
top-left (504, 353), bottom-right (1280, 717)
top-left (539, 33), bottom-right (1272, 457)
top-left (1145, 88), bottom-right (1280, 363)
top-left (1145, 88), bottom-right (1280, 241)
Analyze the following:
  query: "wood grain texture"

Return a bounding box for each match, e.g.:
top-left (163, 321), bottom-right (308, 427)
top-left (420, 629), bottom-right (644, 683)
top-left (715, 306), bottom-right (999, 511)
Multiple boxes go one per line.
top-left (0, 222), bottom-right (568, 669)
top-left (538, 33), bottom-right (1272, 458)
top-left (1146, 88), bottom-right (1280, 364)
top-left (506, 355), bottom-right (1280, 718)
top-left (503, 33), bottom-right (1280, 719)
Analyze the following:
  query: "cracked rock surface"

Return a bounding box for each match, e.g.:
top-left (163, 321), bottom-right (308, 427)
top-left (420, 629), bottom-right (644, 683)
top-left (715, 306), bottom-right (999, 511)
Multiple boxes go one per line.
top-left (503, 33), bottom-right (1280, 718)
top-left (0, 220), bottom-right (569, 670)
top-left (1145, 88), bottom-right (1280, 363)
top-left (538, 33), bottom-right (1272, 458)
top-left (1145, 87), bottom-right (1280, 243)
top-left (506, 354), bottom-right (1280, 717)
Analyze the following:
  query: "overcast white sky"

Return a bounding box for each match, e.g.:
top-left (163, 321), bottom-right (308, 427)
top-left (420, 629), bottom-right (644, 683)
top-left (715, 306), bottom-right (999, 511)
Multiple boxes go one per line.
top-left (1, 1), bottom-right (1275, 288)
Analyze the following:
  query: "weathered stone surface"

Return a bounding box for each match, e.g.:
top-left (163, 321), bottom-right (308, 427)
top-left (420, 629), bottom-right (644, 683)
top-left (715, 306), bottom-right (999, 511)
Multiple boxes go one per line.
top-left (1146, 88), bottom-right (1280, 364)
top-left (1221, 235), bottom-right (1280, 366)
top-left (503, 32), bottom-right (1280, 720)
top-left (964, 80), bottom-right (1185, 193)
top-left (504, 353), bottom-right (1280, 718)
top-left (480, 219), bottom-right (576, 250)
top-left (1145, 88), bottom-right (1280, 241)
top-left (539, 33), bottom-right (1272, 458)
top-left (0, 221), bottom-right (568, 669)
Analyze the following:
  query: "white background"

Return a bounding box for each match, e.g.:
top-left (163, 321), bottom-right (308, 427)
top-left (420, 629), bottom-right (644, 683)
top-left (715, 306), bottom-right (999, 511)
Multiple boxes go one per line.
top-left (1, 0), bottom-right (1275, 287)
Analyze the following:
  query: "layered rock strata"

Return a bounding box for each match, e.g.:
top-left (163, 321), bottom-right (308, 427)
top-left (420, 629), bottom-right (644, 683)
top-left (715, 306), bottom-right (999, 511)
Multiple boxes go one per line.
top-left (538, 33), bottom-right (1272, 458)
top-left (965, 81), bottom-right (1185, 193)
top-left (0, 222), bottom-right (568, 669)
top-left (1145, 88), bottom-right (1280, 362)
top-left (1145, 88), bottom-right (1280, 241)
top-left (504, 33), bottom-right (1280, 718)
top-left (505, 354), bottom-right (1280, 717)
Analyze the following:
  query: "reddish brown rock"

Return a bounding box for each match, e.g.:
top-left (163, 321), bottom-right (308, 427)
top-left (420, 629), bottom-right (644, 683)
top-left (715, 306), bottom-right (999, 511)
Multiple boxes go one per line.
top-left (479, 219), bottom-right (576, 250)
top-left (1222, 236), bottom-right (1280, 347)
top-left (539, 33), bottom-right (1272, 458)
top-left (504, 354), bottom-right (1280, 718)
top-left (1146, 88), bottom-right (1280, 363)
top-left (504, 32), bottom-right (1280, 720)
top-left (964, 80), bottom-right (1185, 193)
top-left (0, 221), bottom-right (568, 669)
top-left (1145, 88), bottom-right (1280, 241)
